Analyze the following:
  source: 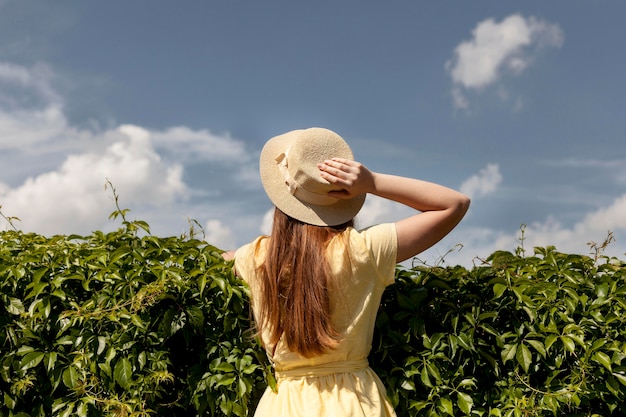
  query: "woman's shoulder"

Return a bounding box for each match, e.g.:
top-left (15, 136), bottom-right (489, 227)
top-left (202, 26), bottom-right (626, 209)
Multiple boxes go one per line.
top-left (356, 222), bottom-right (397, 239)
top-left (334, 223), bottom-right (397, 260)
top-left (330, 223), bottom-right (397, 285)
top-left (347, 223), bottom-right (397, 249)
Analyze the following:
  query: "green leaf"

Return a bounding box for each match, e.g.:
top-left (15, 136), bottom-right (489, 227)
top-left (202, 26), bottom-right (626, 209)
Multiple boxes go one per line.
top-left (6, 297), bottom-right (25, 315)
top-left (457, 392), bottom-right (473, 414)
top-left (526, 339), bottom-right (547, 358)
top-left (400, 380), bottom-right (416, 391)
top-left (560, 336), bottom-right (576, 353)
top-left (238, 377), bottom-right (248, 397)
top-left (114, 358), bottom-right (133, 389)
top-left (592, 351), bottom-right (612, 371)
top-left (242, 363), bottom-right (258, 375)
top-left (17, 345), bottom-right (35, 355)
top-left (596, 283), bottom-right (609, 298)
top-left (590, 338), bottom-right (607, 352)
top-left (545, 334), bottom-right (558, 351)
top-left (606, 376), bottom-right (620, 396)
top-left (213, 361), bottom-right (236, 373)
top-left (613, 372), bottom-right (626, 386)
top-left (459, 378), bottom-right (477, 389)
top-left (493, 283), bottom-right (507, 298)
top-left (135, 220), bottom-right (151, 234)
top-left (62, 366), bottom-right (80, 389)
top-left (25, 280), bottom-right (49, 300)
top-left (420, 365), bottom-right (433, 388)
top-left (457, 333), bottom-right (473, 351)
top-left (438, 397), bottom-right (454, 416)
top-left (97, 336), bottom-right (107, 355)
top-left (479, 323), bottom-right (501, 338)
top-left (20, 351), bottom-right (45, 370)
top-left (98, 362), bottom-right (112, 377)
top-left (426, 363), bottom-right (442, 384)
top-left (409, 400), bottom-right (430, 411)
top-left (216, 374), bottom-right (236, 387)
top-left (198, 274), bottom-right (207, 296)
top-left (104, 347), bottom-right (116, 367)
top-left (4, 392), bottom-right (15, 410)
top-left (138, 351), bottom-right (147, 369)
top-left (516, 343), bottom-right (532, 372)
top-left (44, 352), bottom-right (58, 373)
top-left (59, 402), bottom-right (75, 417)
top-left (397, 292), bottom-right (414, 310)
top-left (502, 343), bottom-right (518, 363)
top-left (187, 306), bottom-right (205, 331)
top-left (76, 401), bottom-right (88, 417)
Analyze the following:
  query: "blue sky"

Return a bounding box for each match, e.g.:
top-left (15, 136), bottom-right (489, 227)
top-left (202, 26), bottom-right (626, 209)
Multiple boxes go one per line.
top-left (1, 1), bottom-right (625, 266)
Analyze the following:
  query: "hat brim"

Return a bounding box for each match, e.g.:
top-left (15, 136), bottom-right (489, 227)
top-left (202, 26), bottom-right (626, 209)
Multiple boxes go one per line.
top-left (259, 129), bottom-right (365, 226)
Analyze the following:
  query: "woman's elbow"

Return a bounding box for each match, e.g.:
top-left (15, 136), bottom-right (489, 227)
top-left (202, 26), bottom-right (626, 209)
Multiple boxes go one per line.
top-left (460, 194), bottom-right (471, 212)
top-left (454, 194), bottom-right (471, 220)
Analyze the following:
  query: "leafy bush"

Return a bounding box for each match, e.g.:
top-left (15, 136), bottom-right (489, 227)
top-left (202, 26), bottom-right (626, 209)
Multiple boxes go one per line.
top-left (1, 203), bottom-right (625, 416)
top-left (0, 205), bottom-right (267, 417)
top-left (372, 243), bottom-right (626, 416)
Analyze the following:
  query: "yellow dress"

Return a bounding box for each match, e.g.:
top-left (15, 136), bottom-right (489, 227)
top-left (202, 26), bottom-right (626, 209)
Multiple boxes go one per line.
top-left (234, 223), bottom-right (398, 417)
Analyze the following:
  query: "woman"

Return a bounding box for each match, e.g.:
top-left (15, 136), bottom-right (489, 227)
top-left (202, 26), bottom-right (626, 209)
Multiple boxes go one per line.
top-left (224, 127), bottom-right (470, 416)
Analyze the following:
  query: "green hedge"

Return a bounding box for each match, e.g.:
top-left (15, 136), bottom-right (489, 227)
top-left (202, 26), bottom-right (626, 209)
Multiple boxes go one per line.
top-left (1, 212), bottom-right (625, 416)
top-left (372, 248), bottom-right (626, 416)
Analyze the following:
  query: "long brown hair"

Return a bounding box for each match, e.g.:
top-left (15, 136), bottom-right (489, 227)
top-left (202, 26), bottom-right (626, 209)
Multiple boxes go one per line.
top-left (257, 208), bottom-right (352, 358)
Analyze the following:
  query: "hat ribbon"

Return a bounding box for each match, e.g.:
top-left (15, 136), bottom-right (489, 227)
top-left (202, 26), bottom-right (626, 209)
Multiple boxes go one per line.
top-left (275, 150), bottom-right (337, 206)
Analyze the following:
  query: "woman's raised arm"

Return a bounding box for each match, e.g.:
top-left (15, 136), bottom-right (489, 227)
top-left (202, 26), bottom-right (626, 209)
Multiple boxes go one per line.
top-left (319, 158), bottom-right (470, 263)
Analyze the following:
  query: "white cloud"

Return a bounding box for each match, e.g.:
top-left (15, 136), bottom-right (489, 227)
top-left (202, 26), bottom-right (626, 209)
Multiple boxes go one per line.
top-left (149, 126), bottom-right (260, 190)
top-left (0, 105), bottom-right (68, 150)
top-left (0, 61), bottom-right (61, 106)
top-left (451, 88), bottom-right (469, 110)
top-left (204, 219), bottom-right (236, 249)
top-left (355, 195), bottom-right (410, 229)
top-left (431, 194), bottom-right (626, 267)
top-left (541, 158), bottom-right (626, 186)
top-left (150, 126), bottom-right (249, 163)
top-left (0, 124), bottom-right (188, 235)
top-left (357, 195), bottom-right (389, 226)
top-left (0, 59), bottom-right (262, 237)
top-left (460, 163), bottom-right (502, 199)
top-left (0, 61), bottom-right (71, 151)
top-left (505, 196), bottom-right (626, 259)
top-left (260, 208), bottom-right (274, 236)
top-left (580, 194), bottom-right (626, 233)
top-left (446, 14), bottom-right (564, 108)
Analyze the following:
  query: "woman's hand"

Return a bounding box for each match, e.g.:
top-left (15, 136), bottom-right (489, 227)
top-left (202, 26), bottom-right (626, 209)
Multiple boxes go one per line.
top-left (317, 158), bottom-right (376, 199)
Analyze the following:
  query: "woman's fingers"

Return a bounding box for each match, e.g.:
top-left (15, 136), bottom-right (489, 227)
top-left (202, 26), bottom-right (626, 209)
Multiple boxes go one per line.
top-left (318, 160), bottom-right (353, 184)
top-left (318, 166), bottom-right (344, 184)
top-left (318, 159), bottom-right (375, 199)
top-left (318, 158), bottom-right (359, 177)
top-left (317, 159), bottom-right (373, 200)
top-left (325, 158), bottom-right (358, 172)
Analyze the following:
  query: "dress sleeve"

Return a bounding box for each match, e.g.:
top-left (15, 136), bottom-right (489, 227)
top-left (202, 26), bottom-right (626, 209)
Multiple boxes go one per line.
top-left (360, 223), bottom-right (398, 286)
top-left (233, 242), bottom-right (257, 284)
top-left (233, 236), bottom-right (267, 285)
top-left (233, 244), bottom-right (251, 283)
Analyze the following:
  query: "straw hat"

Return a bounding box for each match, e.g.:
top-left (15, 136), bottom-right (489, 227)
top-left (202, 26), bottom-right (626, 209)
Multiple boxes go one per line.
top-left (259, 127), bottom-right (366, 226)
